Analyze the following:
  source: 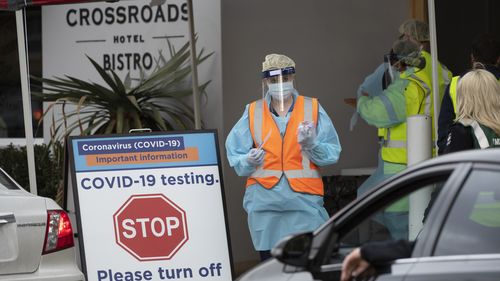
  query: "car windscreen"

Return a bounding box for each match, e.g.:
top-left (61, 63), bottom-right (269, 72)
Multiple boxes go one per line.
top-left (0, 169), bottom-right (21, 190)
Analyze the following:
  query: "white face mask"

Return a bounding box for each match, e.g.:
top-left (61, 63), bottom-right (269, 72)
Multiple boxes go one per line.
top-left (268, 81), bottom-right (294, 98)
top-left (271, 91), bottom-right (291, 100)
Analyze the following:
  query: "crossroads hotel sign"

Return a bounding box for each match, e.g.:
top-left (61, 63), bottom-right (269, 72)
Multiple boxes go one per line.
top-left (65, 3), bottom-right (188, 71)
top-left (41, 0), bottom-right (222, 135)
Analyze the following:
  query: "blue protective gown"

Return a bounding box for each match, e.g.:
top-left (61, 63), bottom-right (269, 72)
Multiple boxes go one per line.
top-left (225, 90), bottom-right (341, 251)
top-left (358, 69), bottom-right (422, 240)
top-left (354, 63), bottom-right (402, 196)
top-left (350, 63), bottom-right (387, 131)
top-left (356, 69), bottom-right (410, 196)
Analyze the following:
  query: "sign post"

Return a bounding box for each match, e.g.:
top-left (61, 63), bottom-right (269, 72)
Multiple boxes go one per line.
top-left (68, 130), bottom-right (232, 281)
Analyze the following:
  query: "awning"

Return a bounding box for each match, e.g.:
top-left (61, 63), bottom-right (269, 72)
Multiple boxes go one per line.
top-left (0, 0), bottom-right (107, 11)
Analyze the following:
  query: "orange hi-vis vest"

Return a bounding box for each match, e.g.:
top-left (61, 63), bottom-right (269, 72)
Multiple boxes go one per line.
top-left (246, 95), bottom-right (324, 196)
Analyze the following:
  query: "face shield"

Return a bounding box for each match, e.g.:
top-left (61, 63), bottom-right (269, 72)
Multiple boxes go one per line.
top-left (383, 52), bottom-right (399, 87)
top-left (262, 67), bottom-right (296, 111)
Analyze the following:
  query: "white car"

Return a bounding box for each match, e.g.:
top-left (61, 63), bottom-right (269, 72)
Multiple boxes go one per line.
top-left (0, 168), bottom-right (84, 281)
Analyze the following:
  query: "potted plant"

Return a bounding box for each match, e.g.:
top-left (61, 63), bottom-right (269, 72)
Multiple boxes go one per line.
top-left (31, 40), bottom-right (212, 141)
top-left (29, 40), bottom-right (211, 201)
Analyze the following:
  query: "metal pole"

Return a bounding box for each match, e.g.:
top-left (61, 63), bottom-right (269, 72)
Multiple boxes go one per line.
top-left (186, 0), bottom-right (201, 130)
top-left (427, 0), bottom-right (440, 152)
top-left (407, 115), bottom-right (432, 240)
top-left (16, 8), bottom-right (38, 195)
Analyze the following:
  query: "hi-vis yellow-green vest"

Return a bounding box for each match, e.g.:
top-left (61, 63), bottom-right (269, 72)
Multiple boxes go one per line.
top-left (450, 75), bottom-right (500, 113)
top-left (380, 52), bottom-right (448, 163)
top-left (449, 76), bottom-right (460, 113)
top-left (381, 69), bottom-right (433, 164)
top-left (421, 50), bottom-right (452, 102)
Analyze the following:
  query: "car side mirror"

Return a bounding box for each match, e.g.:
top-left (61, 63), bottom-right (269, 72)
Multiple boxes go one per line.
top-left (271, 232), bottom-right (313, 267)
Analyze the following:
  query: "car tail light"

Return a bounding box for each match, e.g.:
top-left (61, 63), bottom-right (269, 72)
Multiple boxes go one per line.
top-left (42, 210), bottom-right (75, 254)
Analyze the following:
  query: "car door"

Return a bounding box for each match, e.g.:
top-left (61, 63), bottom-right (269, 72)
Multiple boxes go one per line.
top-left (305, 163), bottom-right (465, 281)
top-left (403, 163), bottom-right (500, 281)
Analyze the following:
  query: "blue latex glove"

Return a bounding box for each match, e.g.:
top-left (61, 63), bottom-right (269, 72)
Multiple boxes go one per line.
top-left (247, 148), bottom-right (264, 166)
top-left (297, 121), bottom-right (316, 149)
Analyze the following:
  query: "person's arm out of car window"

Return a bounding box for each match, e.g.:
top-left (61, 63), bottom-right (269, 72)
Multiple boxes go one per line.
top-left (341, 239), bottom-right (415, 281)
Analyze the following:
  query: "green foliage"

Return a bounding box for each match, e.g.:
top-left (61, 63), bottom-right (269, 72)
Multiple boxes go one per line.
top-left (31, 40), bottom-right (212, 142)
top-left (0, 143), bottom-right (64, 201)
top-left (26, 41), bottom-right (212, 202)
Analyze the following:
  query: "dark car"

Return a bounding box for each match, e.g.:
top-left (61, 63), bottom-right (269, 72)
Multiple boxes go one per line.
top-left (237, 148), bottom-right (500, 281)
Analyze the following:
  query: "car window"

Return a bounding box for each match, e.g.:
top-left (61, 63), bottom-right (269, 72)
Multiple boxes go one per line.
top-left (434, 168), bottom-right (500, 256)
top-left (0, 168), bottom-right (21, 190)
top-left (333, 175), bottom-right (449, 260)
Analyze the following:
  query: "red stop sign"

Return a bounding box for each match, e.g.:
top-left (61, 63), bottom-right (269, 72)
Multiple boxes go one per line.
top-left (113, 193), bottom-right (188, 261)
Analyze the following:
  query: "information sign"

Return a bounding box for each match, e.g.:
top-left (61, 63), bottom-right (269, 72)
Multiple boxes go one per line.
top-left (69, 131), bottom-right (232, 281)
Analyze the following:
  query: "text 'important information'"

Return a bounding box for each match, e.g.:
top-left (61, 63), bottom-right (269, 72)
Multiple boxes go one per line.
top-left (70, 132), bottom-right (232, 281)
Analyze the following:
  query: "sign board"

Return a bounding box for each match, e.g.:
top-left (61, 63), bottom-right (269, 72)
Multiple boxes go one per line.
top-left (42, 0), bottom-right (223, 136)
top-left (68, 131), bottom-right (232, 281)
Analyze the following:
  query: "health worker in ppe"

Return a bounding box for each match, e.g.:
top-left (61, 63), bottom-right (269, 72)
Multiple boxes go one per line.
top-left (357, 39), bottom-right (434, 240)
top-left (225, 53), bottom-right (342, 261)
top-left (351, 19), bottom-right (451, 197)
top-left (344, 52), bottom-right (398, 197)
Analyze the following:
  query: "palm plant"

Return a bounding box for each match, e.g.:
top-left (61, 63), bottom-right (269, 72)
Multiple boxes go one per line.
top-left (31, 40), bottom-right (211, 141)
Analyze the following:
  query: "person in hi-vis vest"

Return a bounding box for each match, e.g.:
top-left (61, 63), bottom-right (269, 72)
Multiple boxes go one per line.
top-left (347, 19), bottom-right (451, 198)
top-left (225, 54), bottom-right (341, 261)
top-left (438, 33), bottom-right (500, 155)
top-left (356, 38), bottom-right (433, 239)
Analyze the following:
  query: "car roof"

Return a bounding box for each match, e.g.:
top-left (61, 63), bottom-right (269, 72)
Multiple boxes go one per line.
top-left (406, 148), bottom-right (500, 172)
top-left (328, 148), bottom-right (500, 223)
